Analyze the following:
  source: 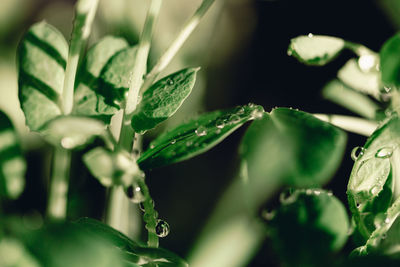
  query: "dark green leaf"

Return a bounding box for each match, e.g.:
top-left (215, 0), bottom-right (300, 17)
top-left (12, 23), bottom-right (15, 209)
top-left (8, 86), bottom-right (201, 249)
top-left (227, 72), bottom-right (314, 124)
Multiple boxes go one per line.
top-left (288, 35), bottom-right (345, 66)
top-left (137, 104), bottom-right (264, 169)
top-left (269, 189), bottom-right (349, 266)
top-left (99, 46), bottom-right (138, 106)
top-left (39, 116), bottom-right (107, 150)
top-left (131, 68), bottom-right (199, 133)
top-left (240, 107), bottom-right (347, 194)
top-left (0, 111), bottom-right (26, 200)
top-left (73, 36), bottom-right (129, 122)
top-left (380, 33), bottom-right (400, 88)
top-left (18, 21), bottom-right (68, 131)
top-left (83, 147), bottom-right (139, 187)
top-left (75, 218), bottom-right (188, 267)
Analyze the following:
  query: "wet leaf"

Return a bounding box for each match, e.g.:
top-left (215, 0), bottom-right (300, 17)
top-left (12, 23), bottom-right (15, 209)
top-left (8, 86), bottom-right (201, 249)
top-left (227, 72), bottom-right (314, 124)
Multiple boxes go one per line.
top-left (18, 21), bottom-right (68, 131)
top-left (137, 104), bottom-right (264, 169)
top-left (131, 68), bottom-right (199, 133)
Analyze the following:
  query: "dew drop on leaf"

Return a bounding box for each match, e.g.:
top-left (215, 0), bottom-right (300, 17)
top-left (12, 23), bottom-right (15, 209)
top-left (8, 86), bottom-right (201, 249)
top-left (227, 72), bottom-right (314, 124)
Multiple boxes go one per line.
top-left (229, 114), bottom-right (240, 124)
top-left (195, 126), bottom-right (207, 136)
top-left (155, 219), bottom-right (170, 237)
top-left (261, 209), bottom-right (275, 221)
top-left (170, 139), bottom-right (176, 144)
top-left (125, 184), bottom-right (145, 203)
top-left (351, 146), bottom-right (365, 161)
top-left (375, 147), bottom-right (393, 159)
top-left (167, 78), bottom-right (174, 85)
top-left (279, 188), bottom-right (295, 204)
top-left (250, 107), bottom-right (264, 120)
top-left (370, 185), bottom-right (380, 195)
top-left (215, 119), bottom-right (225, 129)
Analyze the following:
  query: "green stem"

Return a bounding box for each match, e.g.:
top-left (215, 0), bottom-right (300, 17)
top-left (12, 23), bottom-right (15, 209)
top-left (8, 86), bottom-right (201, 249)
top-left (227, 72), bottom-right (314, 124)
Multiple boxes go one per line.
top-left (107, 0), bottom-right (162, 245)
top-left (46, 148), bottom-right (71, 220)
top-left (62, 0), bottom-right (99, 115)
top-left (141, 0), bottom-right (216, 92)
top-left (313, 114), bottom-right (378, 136)
top-left (137, 178), bottom-right (159, 247)
top-left (47, 0), bottom-right (98, 221)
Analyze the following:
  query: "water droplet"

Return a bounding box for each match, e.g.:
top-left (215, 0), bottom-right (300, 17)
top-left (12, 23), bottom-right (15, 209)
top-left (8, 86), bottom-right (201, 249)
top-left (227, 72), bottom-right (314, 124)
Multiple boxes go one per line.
top-left (287, 49), bottom-right (293, 56)
top-left (166, 78), bottom-right (174, 85)
top-left (132, 149), bottom-right (140, 157)
top-left (61, 137), bottom-right (76, 149)
top-left (195, 126), bottom-right (207, 136)
top-left (306, 189), bottom-right (312, 195)
top-left (312, 189), bottom-right (321, 196)
top-left (375, 147), bottom-right (393, 159)
top-left (279, 188), bottom-right (295, 204)
top-left (125, 184), bottom-right (145, 203)
top-left (139, 202), bottom-right (145, 212)
top-left (186, 140), bottom-right (193, 146)
top-left (308, 33), bottom-right (314, 38)
top-left (261, 209), bottom-right (275, 221)
top-left (358, 54), bottom-right (377, 72)
top-left (351, 146), bottom-right (365, 161)
top-left (356, 202), bottom-right (361, 209)
top-left (382, 233), bottom-right (387, 239)
top-left (155, 219), bottom-right (170, 237)
top-left (374, 213), bottom-right (387, 228)
top-left (370, 185), bottom-right (380, 195)
top-left (250, 107), bottom-right (264, 119)
top-left (170, 139), bottom-right (176, 144)
top-left (229, 114), bottom-right (240, 124)
top-left (237, 107), bottom-right (245, 115)
top-left (216, 119), bottom-right (225, 129)
top-left (150, 144), bottom-right (155, 149)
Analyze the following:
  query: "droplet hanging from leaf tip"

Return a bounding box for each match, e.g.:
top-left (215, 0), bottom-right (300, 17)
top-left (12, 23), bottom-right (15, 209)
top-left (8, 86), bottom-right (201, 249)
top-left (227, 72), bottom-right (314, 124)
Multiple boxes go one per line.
top-left (351, 146), bottom-right (365, 161)
top-left (155, 219), bottom-right (170, 237)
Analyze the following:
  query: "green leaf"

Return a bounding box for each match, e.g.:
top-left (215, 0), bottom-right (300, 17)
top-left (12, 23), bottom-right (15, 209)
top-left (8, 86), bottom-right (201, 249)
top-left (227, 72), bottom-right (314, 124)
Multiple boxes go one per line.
top-left (240, 108), bottom-right (347, 192)
top-left (322, 79), bottom-right (380, 119)
top-left (268, 189), bottom-right (349, 265)
top-left (73, 36), bottom-right (129, 122)
top-left (347, 115), bottom-right (400, 240)
top-left (75, 218), bottom-right (188, 267)
top-left (131, 68), bottom-right (199, 133)
top-left (99, 46), bottom-right (138, 106)
top-left (380, 33), bottom-right (400, 88)
top-left (288, 34), bottom-right (345, 66)
top-left (39, 116), bottom-right (107, 150)
top-left (83, 147), bottom-right (139, 187)
top-left (337, 58), bottom-right (381, 99)
top-left (0, 111), bottom-right (26, 200)
top-left (18, 21), bottom-right (68, 131)
top-left (137, 104), bottom-right (265, 169)
top-left (0, 238), bottom-right (41, 267)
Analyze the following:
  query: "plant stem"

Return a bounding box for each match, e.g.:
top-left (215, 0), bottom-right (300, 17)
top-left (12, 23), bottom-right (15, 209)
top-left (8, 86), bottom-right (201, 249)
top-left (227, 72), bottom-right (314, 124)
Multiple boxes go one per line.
top-left (107, 0), bottom-right (162, 244)
top-left (62, 0), bottom-right (99, 115)
top-left (46, 148), bottom-right (71, 220)
top-left (137, 178), bottom-right (159, 248)
top-left (313, 114), bottom-right (378, 136)
top-left (47, 0), bottom-right (98, 221)
top-left (141, 0), bottom-right (216, 92)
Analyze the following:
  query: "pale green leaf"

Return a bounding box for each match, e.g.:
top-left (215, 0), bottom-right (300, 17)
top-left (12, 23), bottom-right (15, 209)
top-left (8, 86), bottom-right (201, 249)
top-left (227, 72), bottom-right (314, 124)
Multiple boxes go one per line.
top-left (73, 36), bottom-right (129, 121)
top-left (39, 116), bottom-right (107, 150)
top-left (288, 35), bottom-right (345, 66)
top-left (99, 46), bottom-right (138, 106)
top-left (131, 68), bottom-right (199, 133)
top-left (18, 21), bottom-right (68, 131)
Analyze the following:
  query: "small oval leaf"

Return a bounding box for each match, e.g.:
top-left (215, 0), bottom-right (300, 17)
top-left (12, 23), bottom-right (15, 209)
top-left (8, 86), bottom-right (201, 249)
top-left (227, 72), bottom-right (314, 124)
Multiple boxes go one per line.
top-left (0, 111), bottom-right (26, 200)
top-left (137, 104), bottom-right (265, 169)
top-left (18, 21), bottom-right (68, 131)
top-left (131, 68), bottom-right (199, 133)
top-left (73, 36), bottom-right (129, 122)
top-left (288, 35), bottom-right (345, 66)
top-left (39, 116), bottom-right (107, 150)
